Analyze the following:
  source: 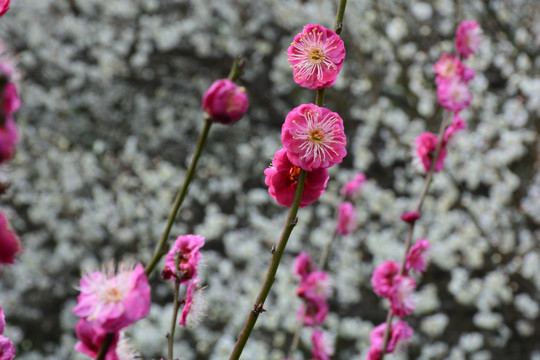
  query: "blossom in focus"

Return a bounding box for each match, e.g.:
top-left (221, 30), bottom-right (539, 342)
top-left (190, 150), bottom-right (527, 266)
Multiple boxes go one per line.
top-left (371, 261), bottom-right (400, 298)
top-left (73, 263), bottom-right (151, 332)
top-left (368, 321), bottom-right (414, 356)
top-left (406, 238), bottom-right (431, 273)
top-left (287, 24), bottom-right (345, 89)
top-left (455, 21), bottom-right (482, 58)
top-left (264, 148), bottom-right (329, 208)
top-left (414, 132), bottom-right (447, 173)
top-left (0, 335), bottom-right (15, 360)
top-left (310, 329), bottom-right (334, 360)
top-left (340, 173), bottom-right (366, 198)
top-left (389, 275), bottom-right (416, 317)
top-left (443, 113), bottom-right (466, 143)
top-left (164, 234), bottom-right (205, 284)
top-left (336, 201), bottom-right (356, 235)
top-left (74, 319), bottom-right (120, 360)
top-left (202, 79), bottom-right (248, 125)
top-left (436, 78), bottom-right (472, 112)
top-left (180, 279), bottom-right (206, 328)
top-left (281, 104), bottom-right (346, 171)
top-left (0, 0), bottom-right (9, 17)
top-left (0, 211), bottom-right (21, 267)
top-left (294, 252), bottom-right (316, 280)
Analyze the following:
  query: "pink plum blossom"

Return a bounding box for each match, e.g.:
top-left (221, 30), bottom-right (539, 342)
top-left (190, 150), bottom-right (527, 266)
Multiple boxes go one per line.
top-left (2, 82), bottom-right (20, 118)
top-left (434, 54), bottom-right (474, 84)
top-left (164, 234), bottom-right (205, 284)
top-left (371, 261), bottom-right (400, 298)
top-left (0, 211), bottom-right (20, 267)
top-left (436, 78), bottom-right (472, 112)
top-left (74, 319), bottom-right (120, 360)
top-left (310, 329), bottom-right (334, 360)
top-left (0, 0), bottom-right (9, 17)
top-left (340, 173), bottom-right (366, 198)
top-left (400, 211), bottom-right (421, 224)
top-left (414, 132), bottom-right (447, 173)
top-left (294, 252), bottom-right (316, 280)
top-left (281, 104), bottom-right (346, 171)
top-left (336, 201), bottom-right (356, 235)
top-left (389, 276), bottom-right (416, 317)
top-left (287, 24), bottom-right (345, 89)
top-left (0, 117), bottom-right (18, 165)
top-left (73, 263), bottom-right (151, 332)
top-left (406, 238), bottom-right (431, 273)
top-left (369, 321), bottom-right (414, 356)
top-left (443, 113), bottom-right (466, 143)
top-left (297, 270), bottom-right (331, 302)
top-left (202, 79), bottom-right (248, 125)
top-left (455, 21), bottom-right (482, 58)
top-left (0, 335), bottom-right (15, 360)
top-left (180, 279), bottom-right (206, 327)
top-left (298, 299), bottom-right (328, 326)
top-left (264, 148), bottom-right (329, 208)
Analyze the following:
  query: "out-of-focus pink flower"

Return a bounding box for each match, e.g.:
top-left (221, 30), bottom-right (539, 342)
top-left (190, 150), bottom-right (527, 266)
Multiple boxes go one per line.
top-left (298, 299), bottom-right (328, 326)
top-left (0, 306), bottom-right (4, 334)
top-left (434, 54), bottom-right (474, 84)
top-left (0, 0), bottom-right (9, 17)
top-left (0, 211), bottom-right (20, 267)
top-left (73, 263), bottom-right (151, 332)
top-left (389, 276), bottom-right (416, 317)
top-left (340, 173), bottom-right (366, 198)
top-left (74, 319), bottom-right (119, 360)
top-left (282, 104), bottom-right (346, 171)
top-left (164, 234), bottom-right (205, 284)
top-left (287, 24), bottom-right (345, 89)
top-left (414, 132), bottom-right (447, 173)
top-left (366, 346), bottom-right (382, 360)
top-left (443, 113), bottom-right (466, 143)
top-left (406, 238), bottom-right (431, 273)
top-left (0, 335), bottom-right (15, 360)
top-left (310, 329), bottom-right (334, 360)
top-left (202, 79), bottom-right (248, 125)
top-left (436, 78), bottom-right (472, 112)
top-left (371, 261), bottom-right (400, 298)
top-left (294, 252), bottom-right (316, 280)
top-left (297, 270), bottom-right (331, 302)
top-left (400, 211), bottom-right (421, 224)
top-left (264, 148), bottom-right (329, 208)
top-left (336, 201), bottom-right (356, 235)
top-left (179, 279), bottom-right (206, 328)
top-left (369, 321), bottom-right (414, 355)
top-left (455, 21), bottom-right (482, 58)
top-left (0, 117), bottom-right (18, 165)
top-left (2, 82), bottom-right (20, 118)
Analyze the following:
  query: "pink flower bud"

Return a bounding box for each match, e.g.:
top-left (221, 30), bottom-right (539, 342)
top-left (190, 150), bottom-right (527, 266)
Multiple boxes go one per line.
top-left (400, 211), bottom-right (421, 224)
top-left (202, 79), bottom-right (248, 125)
top-left (336, 201), bottom-right (356, 235)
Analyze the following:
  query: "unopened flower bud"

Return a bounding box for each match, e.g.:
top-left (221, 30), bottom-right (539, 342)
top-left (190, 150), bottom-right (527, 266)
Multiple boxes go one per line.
top-left (401, 211), bottom-right (421, 224)
top-left (202, 79), bottom-right (248, 125)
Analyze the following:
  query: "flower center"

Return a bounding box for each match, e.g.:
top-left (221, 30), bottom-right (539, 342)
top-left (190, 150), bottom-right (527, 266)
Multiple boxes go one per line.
top-left (310, 130), bottom-right (323, 142)
top-left (102, 285), bottom-right (125, 303)
top-left (309, 49), bottom-right (325, 63)
top-left (288, 166), bottom-right (301, 185)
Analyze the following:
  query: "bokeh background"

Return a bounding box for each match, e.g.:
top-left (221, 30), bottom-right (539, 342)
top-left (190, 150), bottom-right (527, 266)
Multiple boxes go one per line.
top-left (1, 0), bottom-right (539, 359)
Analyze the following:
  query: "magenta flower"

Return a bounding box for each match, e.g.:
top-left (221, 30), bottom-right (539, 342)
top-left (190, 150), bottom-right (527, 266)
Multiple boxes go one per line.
top-left (2, 82), bottom-right (20, 118)
top-left (310, 329), bottom-right (334, 360)
top-left (281, 104), bottom-right (346, 171)
top-left (414, 132), bottom-right (447, 173)
top-left (0, 0), bottom-right (9, 17)
top-left (164, 234), bottom-right (205, 284)
top-left (336, 201), bottom-right (356, 235)
top-left (433, 54), bottom-right (474, 84)
top-left (389, 275), bottom-right (416, 317)
top-left (400, 211), bottom-right (421, 224)
top-left (264, 148), bottom-right (329, 208)
top-left (0, 212), bottom-right (21, 267)
top-left (294, 252), bottom-right (316, 280)
top-left (202, 79), bottom-right (248, 125)
top-left (340, 173), bottom-right (366, 198)
top-left (371, 261), bottom-right (400, 298)
top-left (436, 78), bottom-right (472, 112)
top-left (297, 299), bottom-right (328, 327)
top-left (455, 21), bottom-right (482, 58)
top-left (287, 24), bottom-right (345, 89)
top-left (179, 279), bottom-right (206, 328)
top-left (443, 113), bottom-right (466, 143)
top-left (74, 319), bottom-right (120, 360)
top-left (73, 262), bottom-right (151, 332)
top-left (406, 238), bottom-right (431, 273)
top-left (369, 321), bottom-right (413, 355)
top-left (297, 270), bottom-right (331, 303)
top-left (0, 335), bottom-right (15, 360)
top-left (0, 117), bottom-right (18, 165)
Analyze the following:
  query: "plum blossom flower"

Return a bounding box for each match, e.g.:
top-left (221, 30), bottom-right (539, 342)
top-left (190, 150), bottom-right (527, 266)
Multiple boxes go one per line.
top-left (414, 132), bottom-right (447, 173)
top-left (294, 252), bottom-right (316, 280)
top-left (371, 261), bottom-right (400, 298)
top-left (73, 262), bottom-right (151, 332)
top-left (202, 79), bottom-right (248, 125)
top-left (0, 335), bottom-right (15, 360)
top-left (2, 82), bottom-right (20, 118)
top-left (180, 279), bottom-right (206, 328)
top-left (336, 201), bottom-right (356, 235)
top-left (368, 321), bottom-right (414, 357)
top-left (298, 300), bottom-right (328, 327)
top-left (434, 54), bottom-right (474, 84)
top-left (436, 78), bottom-right (472, 112)
top-left (443, 113), bottom-right (466, 143)
top-left (297, 271), bottom-right (331, 302)
top-left (406, 238), bottom-right (431, 273)
top-left (455, 21), bottom-right (482, 58)
top-left (340, 173), bottom-right (366, 198)
top-left (310, 329), bottom-right (334, 360)
top-left (74, 319), bottom-right (120, 360)
top-left (400, 211), bottom-right (421, 224)
top-left (281, 104), bottom-right (346, 171)
top-left (389, 276), bottom-right (416, 317)
top-left (0, 212), bottom-right (20, 267)
top-left (0, 117), bottom-right (18, 165)
top-left (163, 234), bottom-right (205, 284)
top-left (264, 148), bottom-right (329, 208)
top-left (287, 24), bottom-right (345, 89)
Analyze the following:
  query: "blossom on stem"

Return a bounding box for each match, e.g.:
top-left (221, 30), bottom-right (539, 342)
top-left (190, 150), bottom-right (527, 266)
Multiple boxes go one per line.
top-left (400, 211), bottom-right (421, 224)
top-left (340, 173), bottom-right (366, 198)
top-left (389, 275), bottom-right (416, 317)
top-left (73, 263), bottom-right (151, 332)
top-left (294, 252), bottom-right (316, 280)
top-left (281, 104), bottom-right (346, 171)
top-left (298, 299), bottom-right (328, 327)
top-left (74, 319), bottom-right (120, 360)
top-left (336, 201), bottom-right (356, 235)
top-left (180, 279), bottom-right (206, 328)
top-left (455, 21), bottom-right (482, 58)
top-left (0, 212), bottom-right (21, 267)
top-left (371, 261), bottom-right (400, 298)
top-left (297, 271), bottom-right (331, 302)
top-left (434, 54), bottom-right (474, 84)
top-left (414, 132), bottom-right (447, 173)
top-left (406, 238), bottom-right (431, 273)
top-left (0, 117), bottom-right (18, 165)
top-left (264, 148), bottom-right (329, 208)
top-left (443, 113), bottom-right (466, 143)
top-left (436, 77), bottom-right (472, 112)
top-left (163, 234), bottom-right (205, 284)
top-left (310, 329), bottom-right (334, 360)
top-left (202, 79), bottom-right (248, 125)
top-left (287, 24), bottom-right (345, 89)
top-left (368, 321), bottom-right (414, 357)
top-left (0, 335), bottom-right (15, 360)
top-left (2, 82), bottom-right (20, 118)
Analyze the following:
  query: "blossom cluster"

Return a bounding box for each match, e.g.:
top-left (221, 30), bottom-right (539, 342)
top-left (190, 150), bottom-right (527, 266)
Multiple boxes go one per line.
top-left (414, 21), bottom-right (481, 173)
